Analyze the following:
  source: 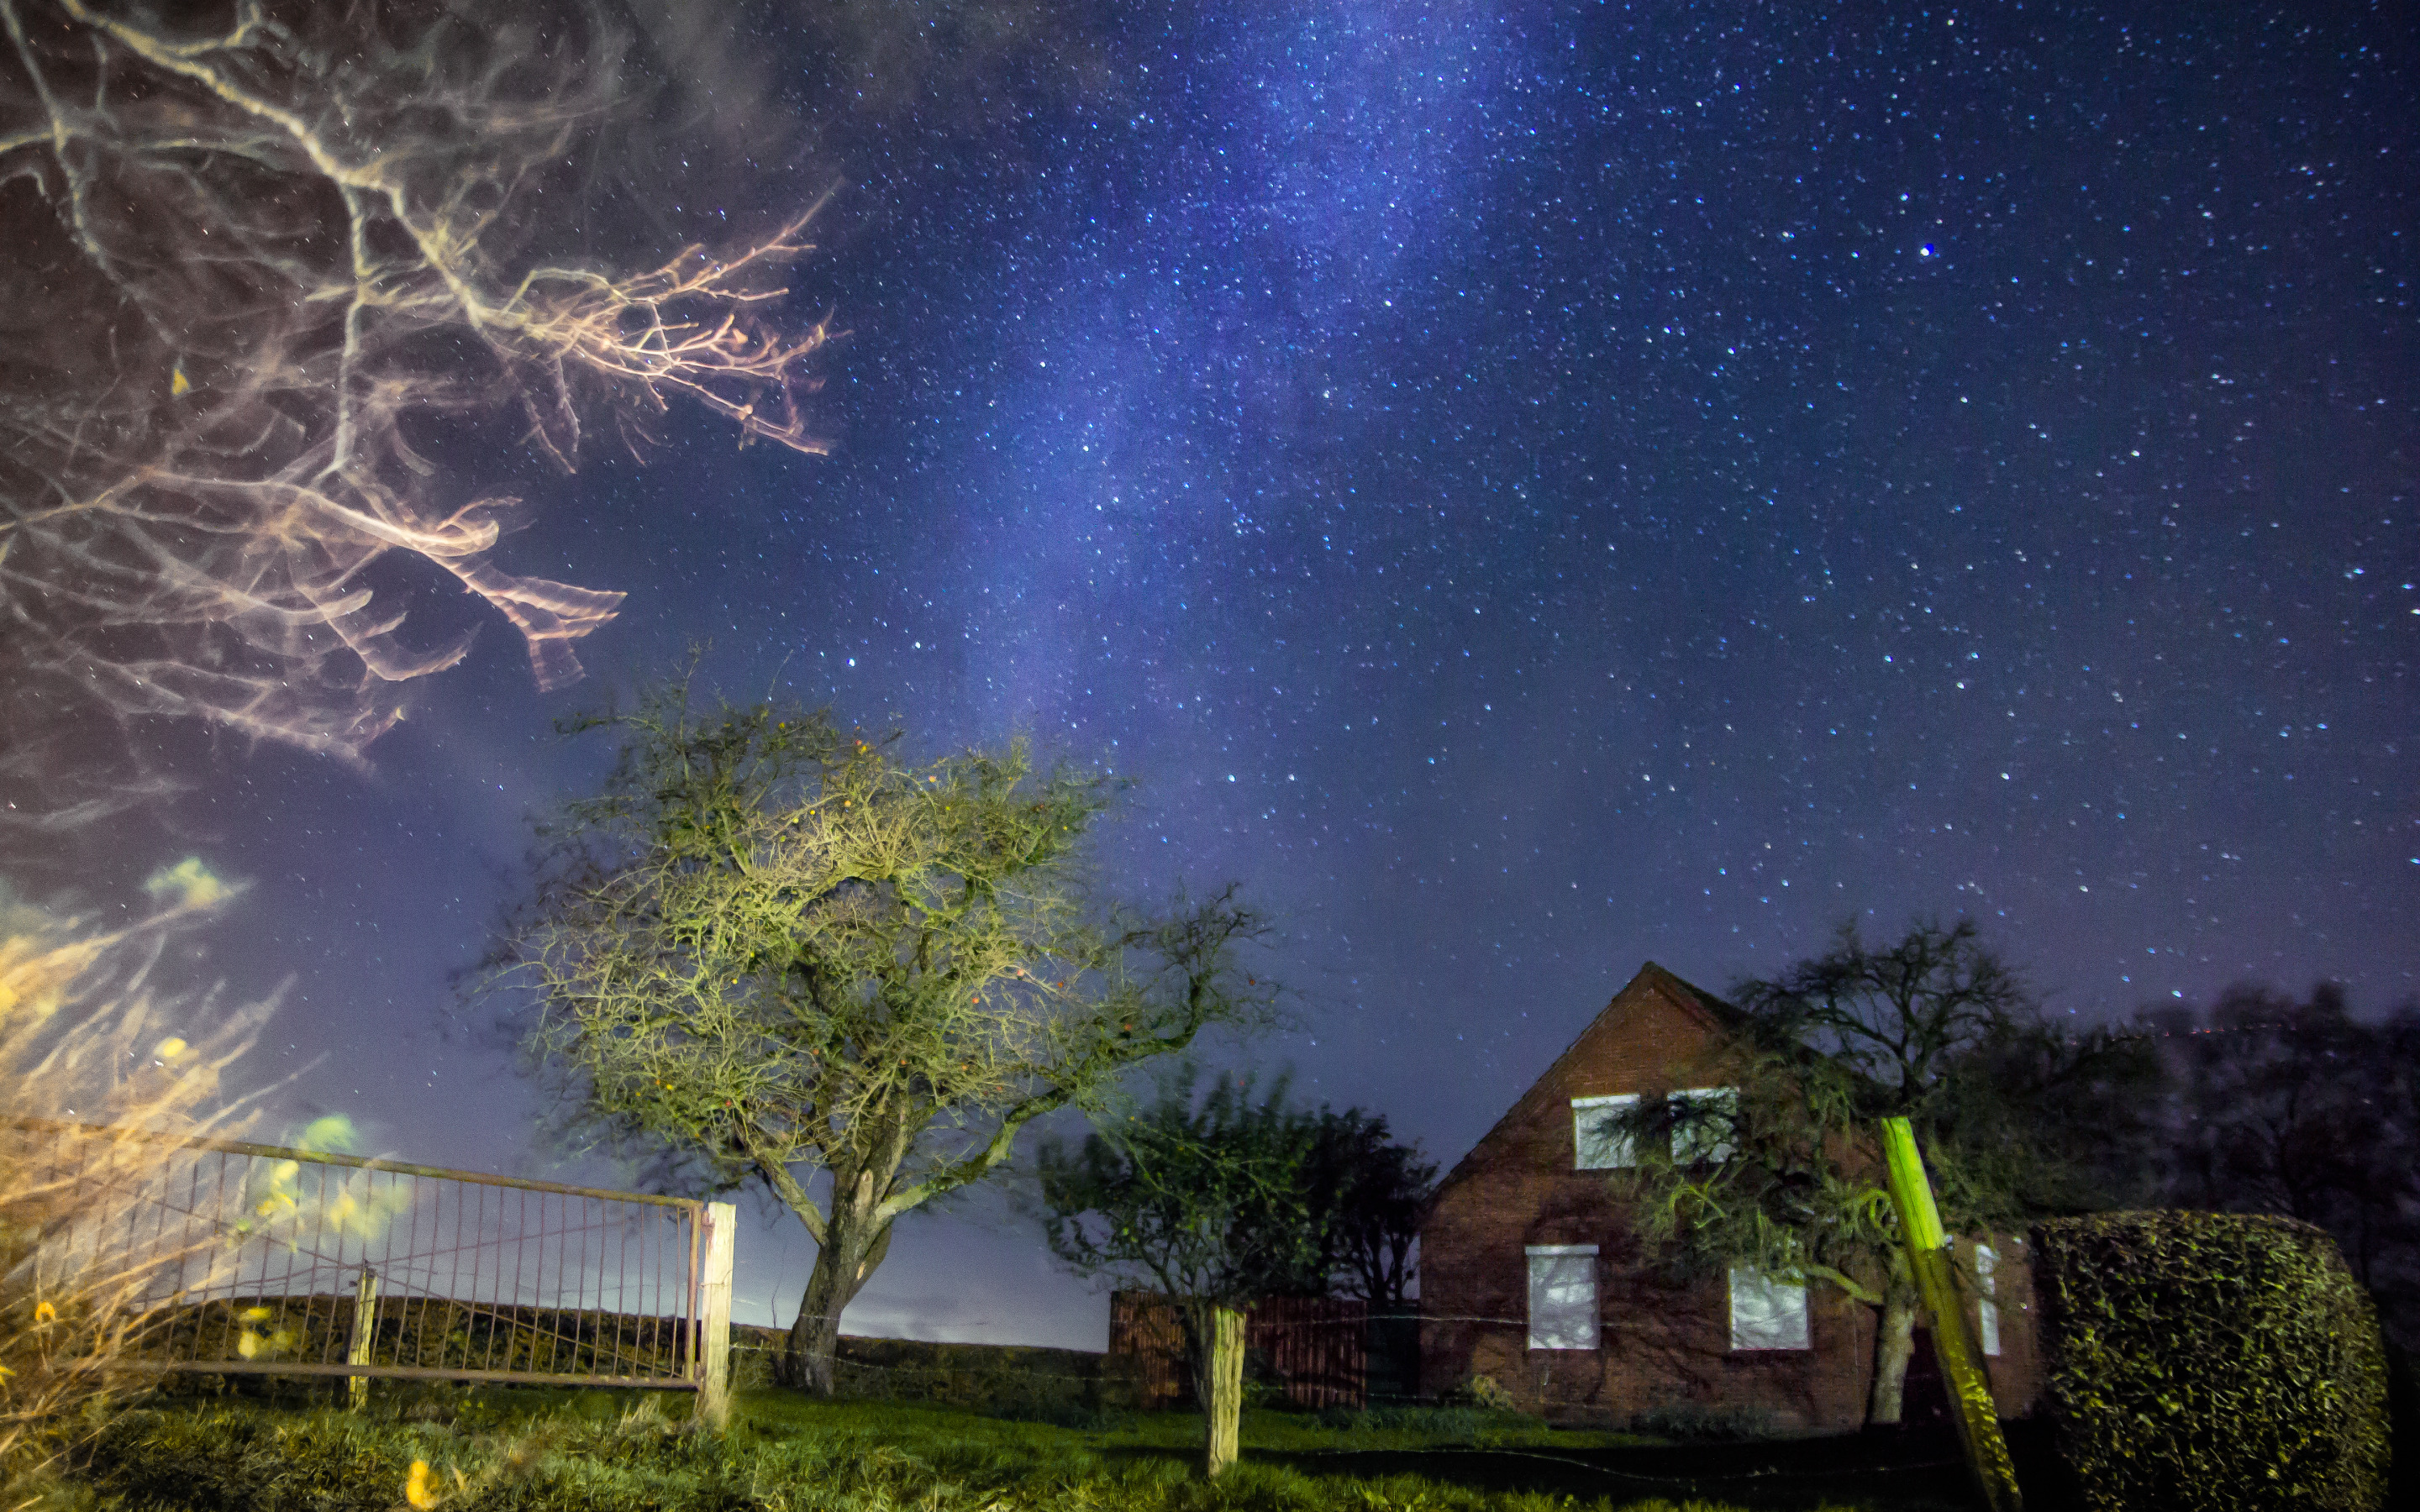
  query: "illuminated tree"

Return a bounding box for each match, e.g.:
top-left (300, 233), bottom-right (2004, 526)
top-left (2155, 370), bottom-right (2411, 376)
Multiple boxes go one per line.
top-left (1, 862), bottom-right (271, 1489)
top-left (492, 684), bottom-right (1274, 1394)
top-left (0, 0), bottom-right (834, 843)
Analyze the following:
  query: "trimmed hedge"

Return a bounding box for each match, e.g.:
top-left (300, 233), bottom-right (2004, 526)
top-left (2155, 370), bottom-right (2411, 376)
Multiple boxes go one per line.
top-left (2032, 1210), bottom-right (2390, 1512)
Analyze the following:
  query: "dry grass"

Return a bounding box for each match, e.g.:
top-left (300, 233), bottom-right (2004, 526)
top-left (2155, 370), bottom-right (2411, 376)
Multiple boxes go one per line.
top-left (0, 864), bottom-right (272, 1504)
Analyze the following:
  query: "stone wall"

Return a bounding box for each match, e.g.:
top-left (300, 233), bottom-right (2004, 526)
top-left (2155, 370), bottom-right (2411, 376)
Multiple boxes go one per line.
top-left (729, 1326), bottom-right (1148, 1415)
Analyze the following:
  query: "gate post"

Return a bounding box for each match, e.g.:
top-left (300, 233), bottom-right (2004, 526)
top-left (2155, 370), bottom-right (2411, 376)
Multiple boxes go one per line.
top-left (695, 1201), bottom-right (736, 1431)
top-left (347, 1266), bottom-right (380, 1411)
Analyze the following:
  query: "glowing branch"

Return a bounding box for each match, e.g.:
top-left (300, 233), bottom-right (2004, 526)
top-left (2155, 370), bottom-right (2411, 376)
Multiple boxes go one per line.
top-left (0, 0), bottom-right (835, 825)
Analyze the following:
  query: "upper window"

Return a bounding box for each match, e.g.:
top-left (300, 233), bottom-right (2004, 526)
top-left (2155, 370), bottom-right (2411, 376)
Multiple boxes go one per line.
top-left (1976, 1245), bottom-right (2002, 1357)
top-left (1573, 1089), bottom-right (1737, 1169)
top-left (1570, 1095), bottom-right (1638, 1169)
top-left (1728, 1267), bottom-right (1811, 1351)
top-left (1670, 1086), bottom-right (1738, 1164)
top-left (1527, 1245), bottom-right (1601, 1350)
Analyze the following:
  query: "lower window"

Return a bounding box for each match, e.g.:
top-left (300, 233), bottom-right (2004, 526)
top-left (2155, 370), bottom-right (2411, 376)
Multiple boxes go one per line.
top-left (1728, 1266), bottom-right (1811, 1351)
top-left (1977, 1245), bottom-right (2001, 1357)
top-left (1526, 1244), bottom-right (1600, 1349)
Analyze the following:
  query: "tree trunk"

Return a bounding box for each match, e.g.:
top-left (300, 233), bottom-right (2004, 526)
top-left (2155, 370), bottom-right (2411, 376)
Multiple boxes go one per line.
top-left (1197, 1305), bottom-right (1245, 1479)
top-left (1867, 1284), bottom-right (1918, 1426)
top-left (776, 1206), bottom-right (893, 1394)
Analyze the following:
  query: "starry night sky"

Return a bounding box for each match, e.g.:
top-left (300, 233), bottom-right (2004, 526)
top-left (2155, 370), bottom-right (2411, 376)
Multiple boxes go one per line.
top-left (118, 0), bottom-right (2418, 1348)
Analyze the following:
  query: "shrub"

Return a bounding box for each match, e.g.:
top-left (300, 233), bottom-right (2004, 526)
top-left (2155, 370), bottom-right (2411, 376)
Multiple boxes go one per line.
top-left (1447, 1374), bottom-right (1516, 1412)
top-left (2032, 1210), bottom-right (2390, 1512)
top-left (1307, 1404), bottom-right (1512, 1441)
top-left (2, 873), bottom-right (269, 1494)
top-left (1625, 1403), bottom-right (1776, 1443)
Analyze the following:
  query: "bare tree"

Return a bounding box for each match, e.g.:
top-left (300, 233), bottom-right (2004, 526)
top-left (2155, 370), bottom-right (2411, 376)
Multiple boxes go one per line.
top-left (489, 684), bottom-right (1276, 1394)
top-left (0, 0), bottom-right (834, 843)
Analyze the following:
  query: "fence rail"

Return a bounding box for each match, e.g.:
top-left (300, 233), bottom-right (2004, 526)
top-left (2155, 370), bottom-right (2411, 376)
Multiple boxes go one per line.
top-left (15, 1119), bottom-right (732, 1398)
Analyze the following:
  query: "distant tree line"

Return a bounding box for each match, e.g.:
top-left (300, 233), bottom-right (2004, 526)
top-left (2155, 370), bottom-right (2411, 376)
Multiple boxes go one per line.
top-left (2141, 981), bottom-right (2419, 1352)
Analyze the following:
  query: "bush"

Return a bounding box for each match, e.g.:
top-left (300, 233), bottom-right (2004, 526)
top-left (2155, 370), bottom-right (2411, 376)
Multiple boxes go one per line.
top-left (1308, 1404), bottom-right (1515, 1441)
top-left (1447, 1374), bottom-right (1517, 1412)
top-left (2, 874), bottom-right (270, 1494)
top-left (1624, 1404), bottom-right (1776, 1444)
top-left (2032, 1210), bottom-right (2390, 1512)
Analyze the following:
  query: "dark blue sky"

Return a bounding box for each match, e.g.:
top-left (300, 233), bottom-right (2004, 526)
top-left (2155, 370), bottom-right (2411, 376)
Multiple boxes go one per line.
top-left (93, 0), bottom-right (2420, 1347)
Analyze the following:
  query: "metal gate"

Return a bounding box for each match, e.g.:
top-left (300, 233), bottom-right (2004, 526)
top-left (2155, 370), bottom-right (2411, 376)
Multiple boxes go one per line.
top-left (17, 1120), bottom-right (726, 1391)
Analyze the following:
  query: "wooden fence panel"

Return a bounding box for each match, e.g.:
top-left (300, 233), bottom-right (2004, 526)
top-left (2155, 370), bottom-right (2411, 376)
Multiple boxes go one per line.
top-left (1249, 1294), bottom-right (1365, 1409)
top-left (1107, 1290), bottom-right (1368, 1410)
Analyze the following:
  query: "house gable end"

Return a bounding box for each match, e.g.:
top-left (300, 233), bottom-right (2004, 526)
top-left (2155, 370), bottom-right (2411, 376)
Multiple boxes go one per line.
top-left (1424, 962), bottom-right (1736, 1218)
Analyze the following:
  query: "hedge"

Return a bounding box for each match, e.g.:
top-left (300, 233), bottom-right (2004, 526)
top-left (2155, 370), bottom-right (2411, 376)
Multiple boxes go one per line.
top-left (2031, 1210), bottom-right (2389, 1512)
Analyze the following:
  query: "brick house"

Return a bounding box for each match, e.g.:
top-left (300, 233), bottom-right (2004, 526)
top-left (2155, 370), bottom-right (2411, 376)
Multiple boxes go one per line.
top-left (1418, 962), bottom-right (2042, 1431)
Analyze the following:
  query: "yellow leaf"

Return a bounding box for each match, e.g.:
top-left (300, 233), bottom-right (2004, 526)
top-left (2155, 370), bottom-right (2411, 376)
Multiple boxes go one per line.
top-left (405, 1459), bottom-right (442, 1510)
top-left (171, 360), bottom-right (192, 396)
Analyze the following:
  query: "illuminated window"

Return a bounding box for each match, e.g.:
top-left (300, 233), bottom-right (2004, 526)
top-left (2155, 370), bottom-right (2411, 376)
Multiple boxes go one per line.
top-left (1570, 1095), bottom-right (1638, 1169)
top-left (1976, 1245), bottom-right (2001, 1357)
top-left (1670, 1087), bottom-right (1738, 1163)
top-left (1728, 1267), bottom-right (1810, 1351)
top-left (1527, 1245), bottom-right (1600, 1349)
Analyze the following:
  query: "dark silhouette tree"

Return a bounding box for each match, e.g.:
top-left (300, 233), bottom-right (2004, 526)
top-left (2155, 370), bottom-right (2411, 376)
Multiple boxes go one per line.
top-left (2150, 981), bottom-right (2420, 1350)
top-left (1311, 1108), bottom-right (1436, 1312)
top-left (1034, 1070), bottom-right (1328, 1478)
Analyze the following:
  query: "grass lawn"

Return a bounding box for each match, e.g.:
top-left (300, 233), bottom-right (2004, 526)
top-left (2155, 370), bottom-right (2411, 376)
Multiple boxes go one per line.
top-left (64, 1384), bottom-right (1996, 1512)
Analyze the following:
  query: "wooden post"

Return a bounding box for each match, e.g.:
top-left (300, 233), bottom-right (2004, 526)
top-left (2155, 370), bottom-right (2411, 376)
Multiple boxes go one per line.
top-left (1203, 1304), bottom-right (1244, 1479)
top-left (1879, 1117), bottom-right (2023, 1512)
top-left (347, 1265), bottom-right (379, 1412)
top-left (694, 1200), bottom-right (735, 1432)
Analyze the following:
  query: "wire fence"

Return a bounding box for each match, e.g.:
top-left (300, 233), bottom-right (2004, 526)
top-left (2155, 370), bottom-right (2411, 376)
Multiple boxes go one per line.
top-left (17, 1120), bottom-right (709, 1389)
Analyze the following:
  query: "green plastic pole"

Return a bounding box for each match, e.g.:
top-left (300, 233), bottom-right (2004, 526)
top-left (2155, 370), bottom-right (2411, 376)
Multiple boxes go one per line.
top-left (1879, 1116), bottom-right (2023, 1512)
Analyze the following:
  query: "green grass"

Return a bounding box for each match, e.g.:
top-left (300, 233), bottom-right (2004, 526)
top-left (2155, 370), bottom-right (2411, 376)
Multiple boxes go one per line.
top-left (58, 1386), bottom-right (1945, 1512)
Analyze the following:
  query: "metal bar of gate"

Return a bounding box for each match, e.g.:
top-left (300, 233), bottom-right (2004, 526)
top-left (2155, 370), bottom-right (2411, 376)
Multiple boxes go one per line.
top-left (13, 1119), bottom-right (706, 1390)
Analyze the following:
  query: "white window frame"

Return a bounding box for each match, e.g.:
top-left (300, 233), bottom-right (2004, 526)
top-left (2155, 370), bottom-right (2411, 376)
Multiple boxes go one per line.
top-left (1526, 1244), bottom-right (1601, 1350)
top-left (1976, 1244), bottom-right (2001, 1357)
top-left (1670, 1086), bottom-right (1738, 1164)
top-left (1728, 1266), bottom-right (1811, 1351)
top-left (1570, 1095), bottom-right (1638, 1170)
